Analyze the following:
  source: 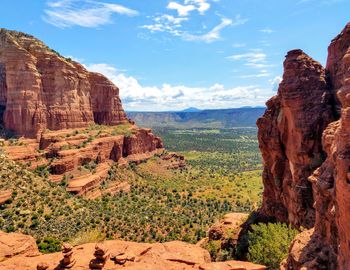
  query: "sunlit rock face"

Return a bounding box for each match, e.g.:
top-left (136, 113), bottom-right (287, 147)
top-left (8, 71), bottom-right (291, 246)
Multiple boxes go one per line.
top-left (260, 22), bottom-right (350, 270)
top-left (257, 49), bottom-right (335, 229)
top-left (0, 29), bottom-right (127, 138)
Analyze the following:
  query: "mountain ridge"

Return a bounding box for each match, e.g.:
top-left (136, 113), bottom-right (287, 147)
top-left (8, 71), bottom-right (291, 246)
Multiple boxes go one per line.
top-left (127, 107), bottom-right (265, 128)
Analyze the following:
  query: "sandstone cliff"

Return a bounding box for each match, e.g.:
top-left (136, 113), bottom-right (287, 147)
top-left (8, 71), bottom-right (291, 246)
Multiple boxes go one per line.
top-left (0, 28), bottom-right (169, 199)
top-left (0, 29), bottom-right (127, 138)
top-left (258, 22), bottom-right (350, 269)
top-left (257, 49), bottom-right (335, 228)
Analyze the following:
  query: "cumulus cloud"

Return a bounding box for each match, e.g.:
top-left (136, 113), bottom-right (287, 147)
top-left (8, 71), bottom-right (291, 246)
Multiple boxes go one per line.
top-left (167, 0), bottom-right (211, 16)
top-left (43, 0), bottom-right (138, 28)
top-left (141, 15), bottom-right (187, 35)
top-left (85, 63), bottom-right (272, 111)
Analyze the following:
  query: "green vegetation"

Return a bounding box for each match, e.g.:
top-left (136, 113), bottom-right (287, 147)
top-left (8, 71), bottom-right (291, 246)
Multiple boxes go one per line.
top-left (36, 237), bottom-right (62, 254)
top-left (0, 156), bottom-right (236, 250)
top-left (0, 126), bottom-right (263, 254)
top-left (155, 127), bottom-right (260, 155)
top-left (247, 223), bottom-right (298, 269)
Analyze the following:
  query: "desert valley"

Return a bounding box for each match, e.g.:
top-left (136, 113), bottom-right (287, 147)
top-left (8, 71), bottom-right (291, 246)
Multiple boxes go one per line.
top-left (0, 1), bottom-right (350, 270)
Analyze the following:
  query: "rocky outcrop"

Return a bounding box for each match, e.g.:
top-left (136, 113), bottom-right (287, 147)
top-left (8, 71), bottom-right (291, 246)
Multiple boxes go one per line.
top-left (257, 49), bottom-right (335, 228)
top-left (259, 22), bottom-right (350, 269)
top-left (324, 22), bottom-right (350, 270)
top-left (3, 125), bottom-right (165, 198)
top-left (0, 231), bottom-right (39, 261)
top-left (0, 232), bottom-right (266, 270)
top-left (208, 213), bottom-right (248, 243)
top-left (161, 152), bottom-right (186, 169)
top-left (0, 29), bottom-right (127, 137)
top-left (200, 213), bottom-right (249, 262)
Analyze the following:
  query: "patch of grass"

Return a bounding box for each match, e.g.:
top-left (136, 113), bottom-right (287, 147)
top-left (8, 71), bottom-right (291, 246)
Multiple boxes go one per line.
top-left (69, 229), bottom-right (106, 246)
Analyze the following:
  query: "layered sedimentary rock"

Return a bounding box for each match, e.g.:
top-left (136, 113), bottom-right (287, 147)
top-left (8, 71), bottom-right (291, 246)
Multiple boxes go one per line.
top-left (257, 50), bottom-right (335, 228)
top-left (0, 29), bottom-right (127, 137)
top-left (259, 22), bottom-right (350, 269)
top-left (3, 125), bottom-right (164, 198)
top-left (0, 232), bottom-right (265, 270)
top-left (325, 22), bottom-right (350, 270)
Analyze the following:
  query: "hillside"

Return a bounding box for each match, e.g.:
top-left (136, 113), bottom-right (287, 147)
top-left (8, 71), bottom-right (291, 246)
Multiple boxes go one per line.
top-left (127, 107), bottom-right (265, 129)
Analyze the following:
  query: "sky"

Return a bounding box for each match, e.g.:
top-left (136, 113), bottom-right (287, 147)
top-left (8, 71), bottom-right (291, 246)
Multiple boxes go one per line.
top-left (1, 0), bottom-right (350, 111)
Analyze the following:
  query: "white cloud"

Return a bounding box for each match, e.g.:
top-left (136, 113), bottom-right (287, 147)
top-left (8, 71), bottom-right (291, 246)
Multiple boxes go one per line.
top-left (269, 76), bottom-right (282, 91)
top-left (167, 2), bottom-right (196, 16)
top-left (167, 0), bottom-right (211, 16)
top-left (269, 76), bottom-right (282, 85)
top-left (260, 27), bottom-right (274, 34)
top-left (240, 71), bottom-right (271, 78)
top-left (227, 51), bottom-right (267, 63)
top-left (85, 63), bottom-right (272, 111)
top-left (227, 49), bottom-right (272, 68)
top-left (181, 17), bottom-right (233, 43)
top-left (141, 15), bottom-right (187, 35)
top-left (44, 0), bottom-right (138, 28)
top-left (227, 49), bottom-right (275, 79)
top-left (142, 15), bottom-right (246, 43)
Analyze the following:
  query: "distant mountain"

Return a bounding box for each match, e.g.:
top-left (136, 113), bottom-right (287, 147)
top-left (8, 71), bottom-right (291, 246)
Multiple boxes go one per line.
top-left (181, 107), bottom-right (202, 112)
top-left (127, 107), bottom-right (265, 129)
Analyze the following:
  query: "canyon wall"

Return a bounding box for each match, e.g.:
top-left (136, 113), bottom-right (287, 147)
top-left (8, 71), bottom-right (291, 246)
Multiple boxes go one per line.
top-left (257, 49), bottom-right (335, 228)
top-left (0, 29), bottom-right (127, 137)
top-left (258, 22), bottom-right (350, 269)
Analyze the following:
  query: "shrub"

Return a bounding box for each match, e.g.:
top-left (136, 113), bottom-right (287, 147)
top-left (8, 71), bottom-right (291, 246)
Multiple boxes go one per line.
top-left (247, 222), bottom-right (298, 270)
top-left (37, 237), bottom-right (62, 253)
top-left (206, 240), bottom-right (222, 260)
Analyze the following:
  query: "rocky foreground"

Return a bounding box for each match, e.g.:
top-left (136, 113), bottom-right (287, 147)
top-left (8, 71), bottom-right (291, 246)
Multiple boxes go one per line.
top-left (0, 231), bottom-right (265, 270)
top-left (257, 22), bottom-right (350, 269)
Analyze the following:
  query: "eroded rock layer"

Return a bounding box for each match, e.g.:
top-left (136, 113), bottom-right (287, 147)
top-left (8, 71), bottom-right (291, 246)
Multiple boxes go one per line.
top-left (259, 22), bottom-right (350, 270)
top-left (3, 124), bottom-right (165, 198)
top-left (0, 29), bottom-right (127, 137)
top-left (257, 50), bottom-right (335, 228)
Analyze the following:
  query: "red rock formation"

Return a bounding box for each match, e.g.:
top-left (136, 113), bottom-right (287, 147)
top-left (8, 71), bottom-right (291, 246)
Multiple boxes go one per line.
top-left (325, 22), bottom-right (350, 270)
top-left (257, 49), bottom-right (335, 228)
top-left (260, 22), bottom-right (350, 270)
top-left (161, 152), bottom-right (186, 169)
top-left (0, 29), bottom-right (127, 137)
top-left (0, 231), bottom-right (39, 260)
top-left (0, 232), bottom-right (266, 270)
top-left (3, 126), bottom-right (165, 198)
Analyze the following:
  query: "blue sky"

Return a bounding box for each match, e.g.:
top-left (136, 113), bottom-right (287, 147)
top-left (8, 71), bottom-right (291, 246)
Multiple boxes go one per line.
top-left (1, 0), bottom-right (350, 111)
